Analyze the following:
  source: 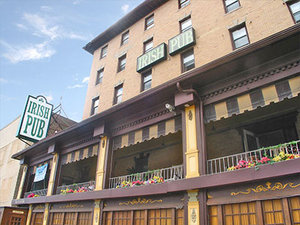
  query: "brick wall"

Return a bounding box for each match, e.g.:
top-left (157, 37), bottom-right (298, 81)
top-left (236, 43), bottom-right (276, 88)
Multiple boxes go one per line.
top-left (83, 0), bottom-right (295, 119)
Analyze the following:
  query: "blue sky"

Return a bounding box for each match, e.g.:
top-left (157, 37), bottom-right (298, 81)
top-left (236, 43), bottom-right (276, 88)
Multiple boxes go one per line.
top-left (0, 0), bottom-right (143, 129)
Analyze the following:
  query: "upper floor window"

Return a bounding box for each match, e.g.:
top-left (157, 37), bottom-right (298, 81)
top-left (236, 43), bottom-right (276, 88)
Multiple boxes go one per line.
top-left (96, 68), bottom-right (104, 85)
top-left (114, 84), bottom-right (123, 105)
top-left (288, 0), bottom-right (300, 23)
top-left (144, 38), bottom-right (153, 53)
top-left (100, 45), bottom-right (108, 59)
top-left (117, 54), bottom-right (126, 72)
top-left (91, 96), bottom-right (99, 116)
top-left (224, 0), bottom-right (240, 13)
top-left (141, 70), bottom-right (152, 91)
top-left (181, 49), bottom-right (195, 72)
top-left (230, 24), bottom-right (249, 49)
top-left (180, 16), bottom-right (192, 32)
top-left (145, 14), bottom-right (154, 30)
top-left (179, 0), bottom-right (190, 8)
top-left (121, 31), bottom-right (129, 46)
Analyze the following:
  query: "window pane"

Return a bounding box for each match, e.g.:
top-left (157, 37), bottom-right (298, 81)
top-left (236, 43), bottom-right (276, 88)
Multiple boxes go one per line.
top-left (234, 36), bottom-right (249, 48)
top-left (182, 50), bottom-right (195, 72)
top-left (290, 1), bottom-right (300, 14)
top-left (122, 31), bottom-right (129, 45)
top-left (101, 46), bottom-right (107, 58)
top-left (146, 15), bottom-right (154, 29)
top-left (181, 18), bottom-right (192, 32)
top-left (294, 11), bottom-right (300, 22)
top-left (232, 27), bottom-right (246, 40)
top-left (180, 0), bottom-right (190, 8)
top-left (145, 40), bottom-right (153, 53)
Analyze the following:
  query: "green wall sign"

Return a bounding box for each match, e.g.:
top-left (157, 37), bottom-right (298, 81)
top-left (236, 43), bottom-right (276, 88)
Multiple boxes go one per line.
top-left (168, 28), bottom-right (196, 56)
top-left (17, 95), bottom-right (53, 143)
top-left (136, 43), bottom-right (167, 73)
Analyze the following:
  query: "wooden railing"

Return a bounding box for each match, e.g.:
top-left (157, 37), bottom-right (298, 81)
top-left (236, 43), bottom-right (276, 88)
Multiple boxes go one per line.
top-left (207, 140), bottom-right (300, 175)
top-left (109, 165), bottom-right (184, 189)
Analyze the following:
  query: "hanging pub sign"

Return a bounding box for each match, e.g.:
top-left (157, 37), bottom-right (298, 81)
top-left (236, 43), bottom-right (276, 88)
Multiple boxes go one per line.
top-left (34, 163), bottom-right (48, 182)
top-left (168, 28), bottom-right (196, 56)
top-left (17, 95), bottom-right (53, 142)
top-left (136, 43), bottom-right (167, 73)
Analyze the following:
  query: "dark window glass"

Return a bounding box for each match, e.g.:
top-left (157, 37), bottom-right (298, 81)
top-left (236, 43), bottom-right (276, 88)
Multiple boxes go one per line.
top-left (121, 31), bottom-right (129, 45)
top-left (145, 14), bottom-right (154, 30)
top-left (100, 45), bottom-right (108, 59)
top-left (224, 0), bottom-right (240, 13)
top-left (180, 17), bottom-right (192, 32)
top-left (179, 0), bottom-right (190, 8)
top-left (118, 54), bottom-right (126, 72)
top-left (91, 97), bottom-right (99, 115)
top-left (141, 70), bottom-right (152, 91)
top-left (181, 49), bottom-right (195, 72)
top-left (144, 39), bottom-right (153, 53)
top-left (231, 25), bottom-right (249, 49)
top-left (289, 0), bottom-right (300, 23)
top-left (96, 68), bottom-right (104, 85)
top-left (114, 85), bottom-right (123, 105)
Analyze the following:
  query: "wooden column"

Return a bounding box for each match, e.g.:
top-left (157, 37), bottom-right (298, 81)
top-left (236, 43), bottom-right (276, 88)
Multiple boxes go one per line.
top-left (17, 164), bottom-right (28, 199)
top-left (187, 190), bottom-right (200, 225)
top-left (93, 200), bottom-right (101, 225)
top-left (47, 153), bottom-right (59, 196)
top-left (95, 136), bottom-right (108, 190)
top-left (42, 203), bottom-right (49, 225)
top-left (26, 205), bottom-right (32, 225)
top-left (184, 105), bottom-right (200, 178)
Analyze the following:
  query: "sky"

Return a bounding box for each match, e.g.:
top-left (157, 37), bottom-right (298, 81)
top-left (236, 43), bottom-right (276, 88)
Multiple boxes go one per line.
top-left (0, 0), bottom-right (144, 129)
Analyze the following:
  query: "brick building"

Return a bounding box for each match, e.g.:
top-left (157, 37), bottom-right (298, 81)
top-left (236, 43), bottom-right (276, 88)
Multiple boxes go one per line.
top-left (11, 0), bottom-right (300, 225)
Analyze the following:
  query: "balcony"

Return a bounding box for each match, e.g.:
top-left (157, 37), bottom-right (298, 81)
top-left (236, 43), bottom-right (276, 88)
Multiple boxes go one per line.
top-left (56, 181), bottom-right (95, 194)
top-left (207, 140), bottom-right (300, 175)
top-left (24, 188), bottom-right (48, 198)
top-left (109, 165), bottom-right (184, 189)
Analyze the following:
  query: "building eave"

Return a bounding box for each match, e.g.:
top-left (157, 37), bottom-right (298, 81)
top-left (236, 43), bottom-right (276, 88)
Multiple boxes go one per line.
top-left (83, 0), bottom-right (168, 54)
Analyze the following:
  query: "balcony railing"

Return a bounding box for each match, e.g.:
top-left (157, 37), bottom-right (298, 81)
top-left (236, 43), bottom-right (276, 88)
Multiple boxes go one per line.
top-left (56, 181), bottom-right (95, 194)
top-left (24, 188), bottom-right (48, 198)
top-left (109, 165), bottom-right (184, 189)
top-left (207, 140), bottom-right (300, 175)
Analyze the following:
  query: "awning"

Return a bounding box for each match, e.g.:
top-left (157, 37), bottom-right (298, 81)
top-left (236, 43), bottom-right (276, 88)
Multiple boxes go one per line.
top-left (204, 76), bottom-right (300, 123)
top-left (112, 117), bottom-right (182, 150)
top-left (61, 144), bottom-right (99, 165)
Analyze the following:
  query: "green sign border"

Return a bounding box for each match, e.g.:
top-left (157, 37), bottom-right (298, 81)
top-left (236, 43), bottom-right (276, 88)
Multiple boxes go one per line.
top-left (168, 28), bottom-right (196, 56)
top-left (136, 43), bottom-right (167, 73)
top-left (16, 95), bottom-right (53, 143)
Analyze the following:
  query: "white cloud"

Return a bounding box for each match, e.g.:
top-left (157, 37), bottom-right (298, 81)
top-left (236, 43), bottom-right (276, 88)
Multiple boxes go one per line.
top-left (16, 23), bottom-right (28, 30)
top-left (67, 84), bottom-right (84, 89)
top-left (121, 4), bottom-right (130, 14)
top-left (82, 77), bottom-right (89, 84)
top-left (23, 13), bottom-right (59, 40)
top-left (40, 6), bottom-right (52, 11)
top-left (44, 94), bottom-right (53, 102)
top-left (0, 78), bottom-right (8, 84)
top-left (0, 40), bottom-right (55, 63)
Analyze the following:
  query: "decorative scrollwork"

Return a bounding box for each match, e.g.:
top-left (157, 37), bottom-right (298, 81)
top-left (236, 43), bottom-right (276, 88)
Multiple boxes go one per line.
top-left (231, 181), bottom-right (300, 196)
top-left (119, 197), bottom-right (163, 206)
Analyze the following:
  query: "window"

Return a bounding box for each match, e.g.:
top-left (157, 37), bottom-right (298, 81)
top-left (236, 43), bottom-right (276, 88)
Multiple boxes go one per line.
top-left (179, 0), bottom-right (190, 8)
top-left (141, 70), bottom-right (152, 91)
top-left (100, 45), bottom-right (108, 59)
top-left (224, 0), bottom-right (240, 13)
top-left (145, 14), bottom-right (154, 30)
top-left (181, 49), bottom-right (195, 72)
top-left (96, 68), bottom-right (104, 85)
top-left (91, 97), bottom-right (99, 116)
top-left (143, 38), bottom-right (153, 53)
top-left (230, 24), bottom-right (249, 49)
top-left (288, 0), bottom-right (300, 23)
top-left (180, 16), bottom-right (192, 32)
top-left (117, 54), bottom-right (126, 72)
top-left (223, 202), bottom-right (257, 224)
top-left (114, 84), bottom-right (123, 105)
top-left (121, 31), bottom-right (129, 45)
